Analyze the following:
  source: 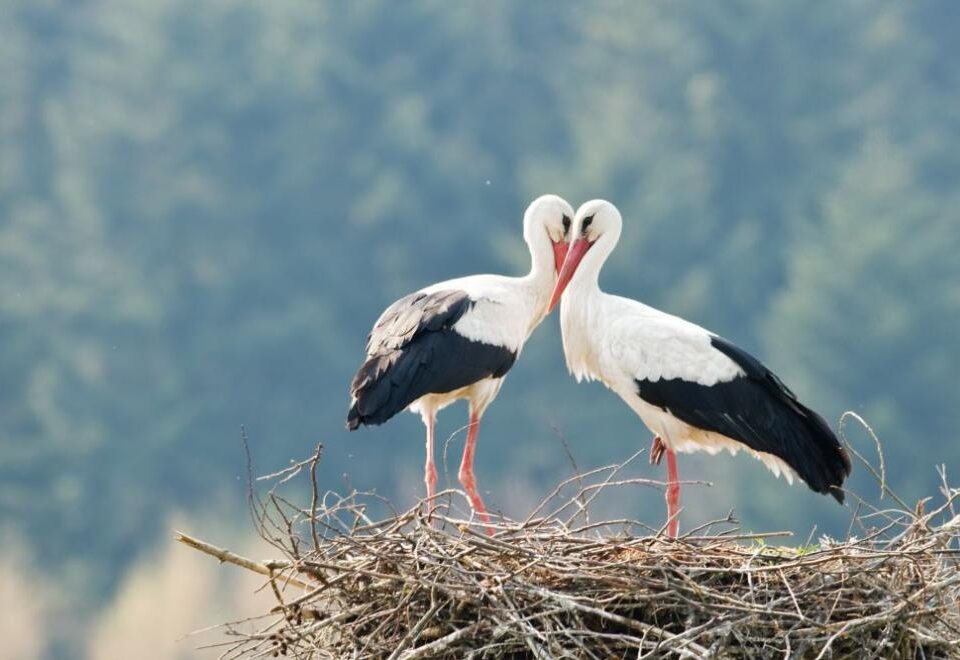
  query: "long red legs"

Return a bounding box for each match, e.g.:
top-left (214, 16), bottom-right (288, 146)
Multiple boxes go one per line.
top-left (458, 411), bottom-right (493, 531)
top-left (423, 413), bottom-right (438, 516)
top-left (650, 435), bottom-right (680, 537)
top-left (664, 446), bottom-right (680, 538)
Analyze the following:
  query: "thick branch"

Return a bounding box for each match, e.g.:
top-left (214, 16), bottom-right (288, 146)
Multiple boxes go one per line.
top-left (174, 531), bottom-right (313, 591)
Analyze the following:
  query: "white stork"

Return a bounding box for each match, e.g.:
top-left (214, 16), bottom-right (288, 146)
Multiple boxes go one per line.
top-left (348, 194), bottom-right (575, 524)
top-left (548, 200), bottom-right (851, 537)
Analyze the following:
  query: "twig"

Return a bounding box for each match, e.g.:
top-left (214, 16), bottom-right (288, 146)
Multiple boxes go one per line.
top-left (174, 531), bottom-right (313, 591)
top-left (193, 419), bottom-right (960, 658)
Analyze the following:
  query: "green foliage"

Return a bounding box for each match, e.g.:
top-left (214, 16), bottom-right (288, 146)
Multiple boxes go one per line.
top-left (1, 0), bottom-right (958, 626)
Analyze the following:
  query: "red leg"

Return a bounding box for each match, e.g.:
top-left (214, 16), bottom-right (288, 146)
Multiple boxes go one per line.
top-left (423, 413), bottom-right (437, 516)
top-left (665, 446), bottom-right (680, 538)
top-left (459, 411), bottom-right (493, 532)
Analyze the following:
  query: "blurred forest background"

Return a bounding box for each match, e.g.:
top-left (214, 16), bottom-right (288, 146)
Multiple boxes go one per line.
top-left (2, 1), bottom-right (959, 657)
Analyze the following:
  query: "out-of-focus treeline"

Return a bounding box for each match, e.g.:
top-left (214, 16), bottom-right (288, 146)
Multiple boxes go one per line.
top-left (2, 2), bottom-right (959, 656)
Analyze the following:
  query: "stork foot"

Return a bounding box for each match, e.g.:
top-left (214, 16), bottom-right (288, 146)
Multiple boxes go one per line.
top-left (650, 435), bottom-right (666, 465)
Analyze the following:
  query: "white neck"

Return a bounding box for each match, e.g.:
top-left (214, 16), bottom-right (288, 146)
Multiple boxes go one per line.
top-left (523, 226), bottom-right (555, 285)
top-left (518, 225), bottom-right (559, 334)
top-left (567, 229), bottom-right (618, 299)
top-left (558, 230), bottom-right (619, 380)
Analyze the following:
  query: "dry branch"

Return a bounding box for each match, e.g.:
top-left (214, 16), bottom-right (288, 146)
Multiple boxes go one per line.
top-left (174, 532), bottom-right (314, 592)
top-left (184, 442), bottom-right (960, 659)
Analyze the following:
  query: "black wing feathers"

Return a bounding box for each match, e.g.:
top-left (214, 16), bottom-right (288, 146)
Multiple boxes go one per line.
top-left (637, 335), bottom-right (851, 503)
top-left (363, 290), bottom-right (470, 353)
top-left (347, 290), bottom-right (516, 429)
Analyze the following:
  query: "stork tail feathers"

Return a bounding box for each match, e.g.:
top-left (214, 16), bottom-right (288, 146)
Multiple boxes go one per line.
top-left (798, 406), bottom-right (852, 503)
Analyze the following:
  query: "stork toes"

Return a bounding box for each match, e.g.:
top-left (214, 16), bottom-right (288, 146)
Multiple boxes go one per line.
top-left (650, 435), bottom-right (666, 465)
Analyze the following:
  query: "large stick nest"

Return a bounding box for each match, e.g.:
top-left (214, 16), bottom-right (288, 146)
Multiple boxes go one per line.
top-left (189, 432), bottom-right (960, 659)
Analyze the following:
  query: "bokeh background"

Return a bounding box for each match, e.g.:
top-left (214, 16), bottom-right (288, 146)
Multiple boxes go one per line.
top-left (3, 1), bottom-right (959, 657)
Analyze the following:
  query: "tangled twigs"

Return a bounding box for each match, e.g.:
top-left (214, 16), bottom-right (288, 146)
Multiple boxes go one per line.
top-left (186, 441), bottom-right (960, 659)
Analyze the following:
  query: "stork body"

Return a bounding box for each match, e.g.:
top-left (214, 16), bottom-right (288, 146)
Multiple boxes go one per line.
top-left (347, 195), bottom-right (574, 524)
top-left (550, 200), bottom-right (851, 536)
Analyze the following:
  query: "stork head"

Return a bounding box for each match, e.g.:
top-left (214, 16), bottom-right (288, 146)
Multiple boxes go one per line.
top-left (523, 194), bottom-right (575, 275)
top-left (548, 199), bottom-right (623, 311)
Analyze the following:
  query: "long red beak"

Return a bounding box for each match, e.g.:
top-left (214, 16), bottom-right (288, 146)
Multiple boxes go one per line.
top-left (552, 240), bottom-right (569, 276)
top-left (548, 238), bottom-right (591, 312)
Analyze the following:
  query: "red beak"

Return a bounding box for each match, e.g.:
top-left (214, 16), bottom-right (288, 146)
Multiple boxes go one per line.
top-left (552, 240), bottom-right (569, 276)
top-left (548, 238), bottom-right (591, 312)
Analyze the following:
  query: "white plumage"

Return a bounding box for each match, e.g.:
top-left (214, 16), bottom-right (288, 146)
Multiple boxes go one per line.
top-left (566, 295), bottom-right (745, 386)
top-left (421, 274), bottom-right (548, 355)
top-left (561, 281), bottom-right (792, 477)
top-left (348, 194), bottom-right (575, 527)
top-left (549, 199), bottom-right (851, 536)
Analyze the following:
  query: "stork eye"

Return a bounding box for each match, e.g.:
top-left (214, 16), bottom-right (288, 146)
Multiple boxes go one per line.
top-left (562, 215), bottom-right (571, 233)
top-left (582, 215), bottom-right (595, 231)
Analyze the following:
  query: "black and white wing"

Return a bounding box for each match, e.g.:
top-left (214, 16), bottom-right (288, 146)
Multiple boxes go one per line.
top-left (606, 306), bottom-right (851, 502)
top-left (346, 289), bottom-right (517, 429)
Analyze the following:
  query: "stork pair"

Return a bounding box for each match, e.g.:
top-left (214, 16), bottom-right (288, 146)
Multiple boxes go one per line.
top-left (347, 196), bottom-right (851, 535)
